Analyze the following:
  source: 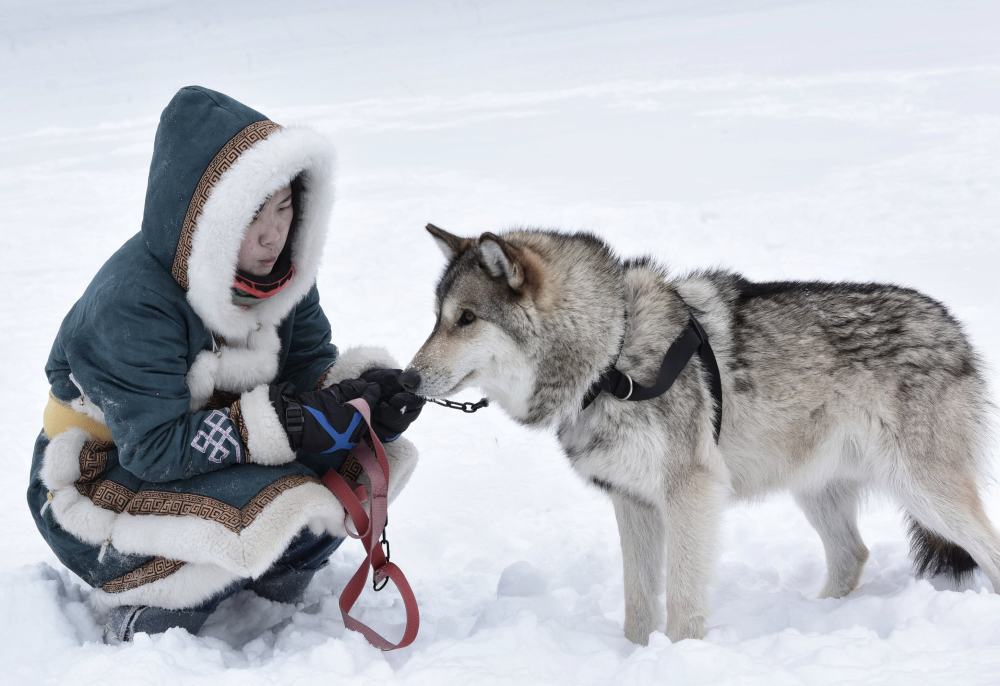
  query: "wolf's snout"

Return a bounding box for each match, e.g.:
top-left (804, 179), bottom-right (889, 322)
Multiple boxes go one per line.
top-left (400, 368), bottom-right (422, 393)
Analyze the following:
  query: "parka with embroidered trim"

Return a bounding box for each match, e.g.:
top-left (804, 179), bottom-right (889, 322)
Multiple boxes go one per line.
top-left (26, 86), bottom-right (417, 611)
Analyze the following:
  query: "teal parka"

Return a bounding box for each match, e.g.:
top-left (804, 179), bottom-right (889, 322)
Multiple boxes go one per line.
top-left (26, 86), bottom-right (381, 610)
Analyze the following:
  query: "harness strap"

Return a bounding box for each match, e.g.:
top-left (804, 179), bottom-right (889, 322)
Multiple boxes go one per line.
top-left (319, 398), bottom-right (420, 650)
top-left (582, 315), bottom-right (723, 442)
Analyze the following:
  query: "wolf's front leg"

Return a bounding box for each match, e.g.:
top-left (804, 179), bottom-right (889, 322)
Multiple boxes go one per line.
top-left (611, 492), bottom-right (664, 645)
top-left (662, 466), bottom-right (724, 641)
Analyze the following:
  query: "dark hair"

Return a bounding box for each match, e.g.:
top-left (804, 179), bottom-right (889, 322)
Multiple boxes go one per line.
top-left (281, 172), bottom-right (306, 260)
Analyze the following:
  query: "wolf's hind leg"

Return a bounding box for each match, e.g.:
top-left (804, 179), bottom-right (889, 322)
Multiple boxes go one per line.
top-left (661, 465), bottom-right (724, 641)
top-left (794, 480), bottom-right (869, 598)
top-left (612, 492), bottom-right (664, 645)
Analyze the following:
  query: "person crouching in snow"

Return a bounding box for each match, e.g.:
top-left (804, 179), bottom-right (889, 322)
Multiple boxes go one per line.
top-left (26, 86), bottom-right (424, 642)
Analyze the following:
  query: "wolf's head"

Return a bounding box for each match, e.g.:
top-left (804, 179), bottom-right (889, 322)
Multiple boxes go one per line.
top-left (406, 225), bottom-right (626, 426)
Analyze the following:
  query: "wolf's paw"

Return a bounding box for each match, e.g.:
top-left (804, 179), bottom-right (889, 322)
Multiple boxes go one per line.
top-left (819, 545), bottom-right (868, 598)
top-left (666, 614), bottom-right (705, 642)
top-left (819, 581), bottom-right (857, 599)
top-left (623, 604), bottom-right (661, 645)
top-left (624, 621), bottom-right (654, 646)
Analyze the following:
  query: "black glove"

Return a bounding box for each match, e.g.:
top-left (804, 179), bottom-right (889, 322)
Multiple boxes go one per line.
top-left (361, 368), bottom-right (426, 441)
top-left (271, 379), bottom-right (381, 454)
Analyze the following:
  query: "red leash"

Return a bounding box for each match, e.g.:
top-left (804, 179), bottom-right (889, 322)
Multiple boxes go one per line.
top-left (320, 398), bottom-right (420, 650)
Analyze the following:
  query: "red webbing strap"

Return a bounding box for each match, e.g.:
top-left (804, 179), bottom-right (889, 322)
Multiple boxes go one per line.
top-left (319, 398), bottom-right (420, 650)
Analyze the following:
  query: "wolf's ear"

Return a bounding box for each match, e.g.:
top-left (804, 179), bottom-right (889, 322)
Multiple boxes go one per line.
top-left (426, 223), bottom-right (471, 260)
top-left (477, 232), bottom-right (525, 290)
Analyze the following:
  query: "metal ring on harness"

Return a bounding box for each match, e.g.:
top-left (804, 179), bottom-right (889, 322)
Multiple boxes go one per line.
top-left (621, 373), bottom-right (634, 400)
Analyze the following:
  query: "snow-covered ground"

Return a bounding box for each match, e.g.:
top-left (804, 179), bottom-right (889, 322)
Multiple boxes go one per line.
top-left (3, 1), bottom-right (1000, 683)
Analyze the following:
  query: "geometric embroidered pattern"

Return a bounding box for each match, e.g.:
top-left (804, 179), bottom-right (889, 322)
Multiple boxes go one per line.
top-left (78, 479), bottom-right (133, 513)
top-left (190, 410), bottom-right (242, 464)
top-left (124, 474), bottom-right (316, 533)
top-left (241, 474), bottom-right (316, 526)
top-left (75, 471), bottom-right (317, 532)
top-left (78, 439), bottom-right (113, 483)
top-left (70, 435), bottom-right (321, 532)
top-left (67, 428), bottom-right (323, 531)
top-left (228, 398), bottom-right (251, 458)
top-left (340, 455), bottom-right (363, 483)
top-left (171, 119), bottom-right (281, 289)
top-left (102, 557), bottom-right (186, 594)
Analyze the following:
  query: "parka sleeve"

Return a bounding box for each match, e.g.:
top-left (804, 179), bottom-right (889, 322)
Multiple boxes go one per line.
top-left (64, 288), bottom-right (295, 483)
top-left (278, 285), bottom-right (339, 391)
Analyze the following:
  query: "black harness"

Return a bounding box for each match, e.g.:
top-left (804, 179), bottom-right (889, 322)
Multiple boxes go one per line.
top-left (582, 315), bottom-right (724, 442)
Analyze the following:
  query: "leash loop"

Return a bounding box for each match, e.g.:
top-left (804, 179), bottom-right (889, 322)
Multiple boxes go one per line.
top-left (318, 398), bottom-right (420, 650)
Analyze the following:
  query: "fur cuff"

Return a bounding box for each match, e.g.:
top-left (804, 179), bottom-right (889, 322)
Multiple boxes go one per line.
top-left (230, 385), bottom-right (296, 465)
top-left (319, 346), bottom-right (400, 388)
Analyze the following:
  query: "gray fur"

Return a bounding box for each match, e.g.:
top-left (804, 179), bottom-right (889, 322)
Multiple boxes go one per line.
top-left (409, 227), bottom-right (1000, 644)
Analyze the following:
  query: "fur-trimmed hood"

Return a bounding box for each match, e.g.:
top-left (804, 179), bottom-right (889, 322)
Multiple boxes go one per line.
top-left (140, 86), bottom-right (334, 340)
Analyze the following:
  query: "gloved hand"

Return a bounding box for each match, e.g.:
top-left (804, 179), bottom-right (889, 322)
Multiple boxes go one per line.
top-left (270, 379), bottom-right (381, 454)
top-left (361, 368), bottom-right (426, 441)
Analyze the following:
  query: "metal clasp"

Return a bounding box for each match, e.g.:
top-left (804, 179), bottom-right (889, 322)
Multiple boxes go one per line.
top-left (373, 527), bottom-right (391, 592)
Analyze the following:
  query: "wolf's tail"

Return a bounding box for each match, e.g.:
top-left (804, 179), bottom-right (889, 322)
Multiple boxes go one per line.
top-left (906, 515), bottom-right (977, 583)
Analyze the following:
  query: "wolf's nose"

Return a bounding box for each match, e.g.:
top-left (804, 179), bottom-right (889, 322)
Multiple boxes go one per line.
top-left (400, 368), bottom-right (421, 392)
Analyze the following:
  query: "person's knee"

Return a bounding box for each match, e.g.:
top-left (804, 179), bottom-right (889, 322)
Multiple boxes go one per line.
top-left (279, 528), bottom-right (343, 571)
top-left (247, 528), bottom-right (343, 603)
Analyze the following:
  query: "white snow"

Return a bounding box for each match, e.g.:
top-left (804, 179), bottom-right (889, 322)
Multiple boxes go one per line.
top-left (3, 1), bottom-right (1000, 684)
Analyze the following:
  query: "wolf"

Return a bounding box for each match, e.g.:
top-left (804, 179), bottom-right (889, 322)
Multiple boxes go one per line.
top-left (405, 224), bottom-right (999, 644)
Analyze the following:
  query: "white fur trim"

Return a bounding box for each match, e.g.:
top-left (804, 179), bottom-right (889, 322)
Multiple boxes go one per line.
top-left (41, 429), bottom-right (117, 546)
top-left (186, 326), bottom-right (282, 410)
top-left (40, 428), bottom-right (85, 491)
top-left (91, 562), bottom-right (244, 611)
top-left (185, 351), bottom-right (219, 411)
top-left (109, 480), bottom-right (348, 578)
top-left (237, 384), bottom-right (296, 465)
top-left (215, 326), bottom-right (281, 391)
top-left (320, 346), bottom-right (400, 387)
top-left (186, 126), bottom-right (335, 340)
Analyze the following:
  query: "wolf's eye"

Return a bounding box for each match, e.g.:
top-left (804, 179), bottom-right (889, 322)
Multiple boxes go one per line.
top-left (458, 309), bottom-right (477, 326)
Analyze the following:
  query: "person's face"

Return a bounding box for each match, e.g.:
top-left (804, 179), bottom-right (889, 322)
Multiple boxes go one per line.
top-left (238, 184), bottom-right (293, 276)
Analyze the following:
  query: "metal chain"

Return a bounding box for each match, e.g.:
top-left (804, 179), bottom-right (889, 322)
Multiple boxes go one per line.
top-left (425, 397), bottom-right (490, 413)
